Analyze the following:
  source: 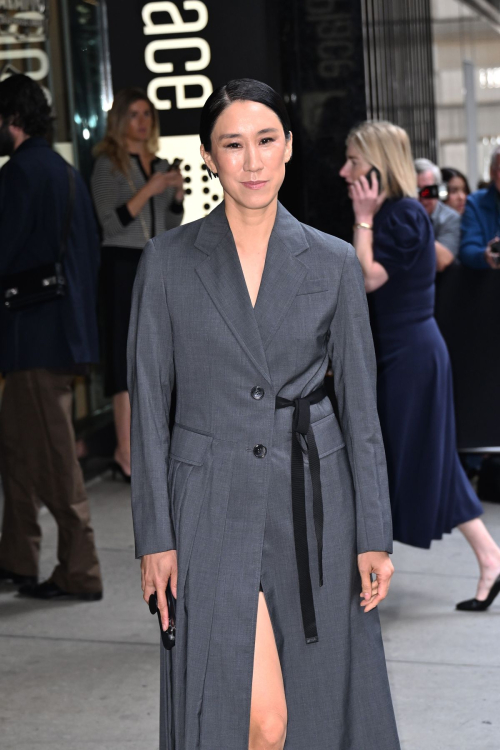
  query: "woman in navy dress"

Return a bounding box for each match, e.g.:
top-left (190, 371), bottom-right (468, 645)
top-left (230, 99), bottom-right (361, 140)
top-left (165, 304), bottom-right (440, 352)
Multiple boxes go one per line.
top-left (340, 120), bottom-right (500, 611)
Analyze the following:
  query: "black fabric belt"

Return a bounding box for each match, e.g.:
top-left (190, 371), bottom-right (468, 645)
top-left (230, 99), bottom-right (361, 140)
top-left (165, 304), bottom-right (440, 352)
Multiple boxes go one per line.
top-left (275, 385), bottom-right (327, 644)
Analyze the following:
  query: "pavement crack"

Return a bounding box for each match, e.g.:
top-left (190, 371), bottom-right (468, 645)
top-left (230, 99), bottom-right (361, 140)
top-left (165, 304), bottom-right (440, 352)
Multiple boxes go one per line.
top-left (387, 657), bottom-right (500, 669)
top-left (0, 632), bottom-right (157, 648)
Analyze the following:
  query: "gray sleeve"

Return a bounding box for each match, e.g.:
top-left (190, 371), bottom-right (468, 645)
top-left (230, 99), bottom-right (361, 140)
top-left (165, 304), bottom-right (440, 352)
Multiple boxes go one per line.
top-left (127, 239), bottom-right (176, 557)
top-left (435, 210), bottom-right (461, 257)
top-left (328, 246), bottom-right (393, 554)
top-left (91, 156), bottom-right (131, 239)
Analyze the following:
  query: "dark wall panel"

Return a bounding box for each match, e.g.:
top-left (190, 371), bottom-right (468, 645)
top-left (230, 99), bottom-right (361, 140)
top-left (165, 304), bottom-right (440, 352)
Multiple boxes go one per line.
top-left (280, 0), bottom-right (436, 240)
top-left (435, 266), bottom-right (500, 450)
top-left (279, 0), bottom-right (368, 240)
top-left (362, 0), bottom-right (437, 162)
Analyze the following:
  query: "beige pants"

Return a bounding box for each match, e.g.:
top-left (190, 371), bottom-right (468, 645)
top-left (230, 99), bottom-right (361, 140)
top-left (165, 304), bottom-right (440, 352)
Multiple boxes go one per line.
top-left (0, 369), bottom-right (102, 593)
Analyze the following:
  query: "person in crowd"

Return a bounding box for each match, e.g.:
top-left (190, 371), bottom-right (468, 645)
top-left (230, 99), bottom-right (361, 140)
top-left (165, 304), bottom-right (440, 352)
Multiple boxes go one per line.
top-left (439, 167), bottom-right (478, 484)
top-left (441, 166), bottom-right (470, 215)
top-left (460, 146), bottom-right (500, 269)
top-left (340, 120), bottom-right (500, 613)
top-left (129, 79), bottom-right (400, 750)
top-left (415, 157), bottom-right (460, 270)
top-left (0, 75), bottom-right (102, 600)
top-left (91, 88), bottom-right (184, 481)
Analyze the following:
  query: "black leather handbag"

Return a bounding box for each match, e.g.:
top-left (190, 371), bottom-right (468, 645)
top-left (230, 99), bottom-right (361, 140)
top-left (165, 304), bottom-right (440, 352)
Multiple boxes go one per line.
top-left (149, 581), bottom-right (176, 650)
top-left (1, 163), bottom-right (75, 311)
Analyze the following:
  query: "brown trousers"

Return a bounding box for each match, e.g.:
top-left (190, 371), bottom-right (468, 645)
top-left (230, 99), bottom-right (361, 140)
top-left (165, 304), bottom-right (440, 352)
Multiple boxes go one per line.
top-left (0, 369), bottom-right (102, 593)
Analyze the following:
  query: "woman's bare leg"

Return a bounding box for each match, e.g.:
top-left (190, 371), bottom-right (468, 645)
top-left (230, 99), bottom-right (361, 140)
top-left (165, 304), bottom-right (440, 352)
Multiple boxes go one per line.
top-left (249, 592), bottom-right (287, 750)
top-left (112, 391), bottom-right (131, 477)
top-left (458, 517), bottom-right (500, 600)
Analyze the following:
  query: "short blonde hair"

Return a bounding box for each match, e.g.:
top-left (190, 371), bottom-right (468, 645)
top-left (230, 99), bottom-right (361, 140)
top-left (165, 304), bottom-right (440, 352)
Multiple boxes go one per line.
top-left (347, 120), bottom-right (417, 199)
top-left (93, 88), bottom-right (160, 175)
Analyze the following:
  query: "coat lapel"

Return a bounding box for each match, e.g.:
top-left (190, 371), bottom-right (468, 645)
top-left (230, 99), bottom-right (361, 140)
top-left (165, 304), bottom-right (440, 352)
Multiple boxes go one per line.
top-left (253, 202), bottom-right (309, 350)
top-left (195, 204), bottom-right (272, 385)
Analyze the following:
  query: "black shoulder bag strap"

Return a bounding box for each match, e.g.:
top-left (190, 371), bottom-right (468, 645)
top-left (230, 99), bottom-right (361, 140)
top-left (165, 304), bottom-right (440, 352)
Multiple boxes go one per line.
top-left (58, 163), bottom-right (76, 263)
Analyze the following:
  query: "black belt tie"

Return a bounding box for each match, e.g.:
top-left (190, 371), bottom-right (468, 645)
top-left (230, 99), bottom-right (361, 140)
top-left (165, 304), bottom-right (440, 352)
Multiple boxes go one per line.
top-left (275, 385), bottom-right (327, 644)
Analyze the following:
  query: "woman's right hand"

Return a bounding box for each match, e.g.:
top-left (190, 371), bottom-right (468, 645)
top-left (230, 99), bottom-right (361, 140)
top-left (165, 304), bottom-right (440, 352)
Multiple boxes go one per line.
top-left (141, 550), bottom-right (178, 631)
top-left (485, 237), bottom-right (500, 269)
top-left (147, 170), bottom-right (183, 197)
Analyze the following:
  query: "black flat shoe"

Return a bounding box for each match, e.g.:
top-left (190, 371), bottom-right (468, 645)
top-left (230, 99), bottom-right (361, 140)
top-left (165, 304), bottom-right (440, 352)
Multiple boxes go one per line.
top-left (109, 460), bottom-right (131, 484)
top-left (18, 579), bottom-right (103, 602)
top-left (0, 566), bottom-right (37, 587)
top-left (456, 574), bottom-right (500, 611)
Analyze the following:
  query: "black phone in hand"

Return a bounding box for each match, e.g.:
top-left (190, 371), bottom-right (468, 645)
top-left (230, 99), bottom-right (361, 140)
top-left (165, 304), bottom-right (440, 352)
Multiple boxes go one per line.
top-left (149, 581), bottom-right (176, 650)
top-left (167, 158), bottom-right (183, 172)
top-left (366, 166), bottom-right (382, 195)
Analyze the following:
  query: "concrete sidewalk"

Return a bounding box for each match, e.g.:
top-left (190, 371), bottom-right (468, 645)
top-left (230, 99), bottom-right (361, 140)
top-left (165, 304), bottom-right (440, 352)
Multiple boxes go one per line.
top-left (0, 476), bottom-right (499, 750)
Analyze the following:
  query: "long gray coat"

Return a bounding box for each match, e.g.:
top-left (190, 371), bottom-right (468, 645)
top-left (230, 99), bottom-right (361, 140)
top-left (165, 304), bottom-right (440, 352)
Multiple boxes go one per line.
top-left (128, 202), bottom-right (400, 750)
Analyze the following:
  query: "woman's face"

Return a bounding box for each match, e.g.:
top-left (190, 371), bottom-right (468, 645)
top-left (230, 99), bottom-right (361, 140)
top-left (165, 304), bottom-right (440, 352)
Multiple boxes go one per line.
top-left (445, 176), bottom-right (468, 215)
top-left (124, 100), bottom-right (153, 143)
top-left (339, 143), bottom-right (372, 184)
top-left (200, 100), bottom-right (292, 211)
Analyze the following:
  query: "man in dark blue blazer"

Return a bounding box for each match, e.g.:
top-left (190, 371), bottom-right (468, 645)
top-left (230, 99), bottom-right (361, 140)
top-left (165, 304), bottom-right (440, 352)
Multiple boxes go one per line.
top-left (460, 147), bottom-right (500, 269)
top-left (0, 75), bottom-right (102, 600)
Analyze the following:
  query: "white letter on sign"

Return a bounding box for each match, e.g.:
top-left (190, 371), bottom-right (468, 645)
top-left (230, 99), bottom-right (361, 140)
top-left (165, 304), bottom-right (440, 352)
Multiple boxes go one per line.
top-left (142, 1), bottom-right (208, 35)
top-left (0, 49), bottom-right (49, 81)
top-left (148, 75), bottom-right (213, 110)
top-left (145, 38), bottom-right (211, 74)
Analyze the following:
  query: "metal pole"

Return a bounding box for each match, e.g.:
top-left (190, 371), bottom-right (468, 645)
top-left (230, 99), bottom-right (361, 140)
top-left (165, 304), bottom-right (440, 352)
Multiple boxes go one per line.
top-left (463, 60), bottom-right (478, 191)
top-left (97, 0), bottom-right (114, 117)
top-left (60, 0), bottom-right (80, 170)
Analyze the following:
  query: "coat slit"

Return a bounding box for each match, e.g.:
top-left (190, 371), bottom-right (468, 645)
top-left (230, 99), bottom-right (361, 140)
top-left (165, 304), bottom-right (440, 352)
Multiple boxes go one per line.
top-left (129, 203), bottom-right (401, 749)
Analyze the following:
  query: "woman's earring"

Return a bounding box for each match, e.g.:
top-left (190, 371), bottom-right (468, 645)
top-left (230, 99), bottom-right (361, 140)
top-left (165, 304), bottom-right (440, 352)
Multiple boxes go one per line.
top-left (203, 159), bottom-right (218, 179)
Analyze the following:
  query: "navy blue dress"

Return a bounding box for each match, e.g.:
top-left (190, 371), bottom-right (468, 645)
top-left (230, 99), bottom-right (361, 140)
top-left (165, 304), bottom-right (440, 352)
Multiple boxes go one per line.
top-left (369, 198), bottom-right (482, 548)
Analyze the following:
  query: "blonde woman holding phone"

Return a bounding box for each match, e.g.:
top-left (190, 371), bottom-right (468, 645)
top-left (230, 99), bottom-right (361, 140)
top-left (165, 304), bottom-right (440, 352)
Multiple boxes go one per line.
top-left (340, 121), bottom-right (500, 612)
top-left (91, 88), bottom-right (184, 481)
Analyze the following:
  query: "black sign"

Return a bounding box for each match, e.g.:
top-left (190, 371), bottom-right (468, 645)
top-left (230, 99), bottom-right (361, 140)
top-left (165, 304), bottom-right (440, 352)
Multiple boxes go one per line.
top-left (105, 0), bottom-right (282, 137)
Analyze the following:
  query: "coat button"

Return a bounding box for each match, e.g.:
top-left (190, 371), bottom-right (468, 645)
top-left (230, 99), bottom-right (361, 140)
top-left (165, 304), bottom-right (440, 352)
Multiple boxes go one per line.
top-left (251, 386), bottom-right (265, 400)
top-left (253, 444), bottom-right (267, 458)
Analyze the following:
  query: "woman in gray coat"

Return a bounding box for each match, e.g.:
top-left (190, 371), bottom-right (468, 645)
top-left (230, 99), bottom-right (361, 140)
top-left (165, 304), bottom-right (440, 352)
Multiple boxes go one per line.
top-left (128, 79), bottom-right (400, 750)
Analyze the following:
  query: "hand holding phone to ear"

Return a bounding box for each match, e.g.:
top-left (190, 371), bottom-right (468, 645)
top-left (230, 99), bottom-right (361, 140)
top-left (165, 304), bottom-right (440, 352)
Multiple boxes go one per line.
top-left (349, 167), bottom-right (384, 225)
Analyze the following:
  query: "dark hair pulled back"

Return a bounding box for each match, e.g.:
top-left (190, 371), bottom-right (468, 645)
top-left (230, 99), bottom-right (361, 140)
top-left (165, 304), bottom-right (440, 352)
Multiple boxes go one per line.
top-left (200, 78), bottom-right (291, 176)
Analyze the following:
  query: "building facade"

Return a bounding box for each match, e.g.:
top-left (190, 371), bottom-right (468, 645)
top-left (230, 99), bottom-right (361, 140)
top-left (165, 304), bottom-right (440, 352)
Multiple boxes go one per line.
top-left (0, 0), bottom-right (444, 446)
top-left (433, 0), bottom-right (500, 182)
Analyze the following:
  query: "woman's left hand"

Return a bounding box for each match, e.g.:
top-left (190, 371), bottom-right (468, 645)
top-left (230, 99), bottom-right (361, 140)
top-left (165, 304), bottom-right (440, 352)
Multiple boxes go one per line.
top-left (349, 173), bottom-right (383, 224)
top-left (357, 551), bottom-right (394, 613)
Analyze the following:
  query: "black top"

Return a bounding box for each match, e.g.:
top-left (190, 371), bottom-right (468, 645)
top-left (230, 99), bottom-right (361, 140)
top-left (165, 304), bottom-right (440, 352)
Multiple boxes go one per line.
top-left (370, 197), bottom-right (436, 327)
